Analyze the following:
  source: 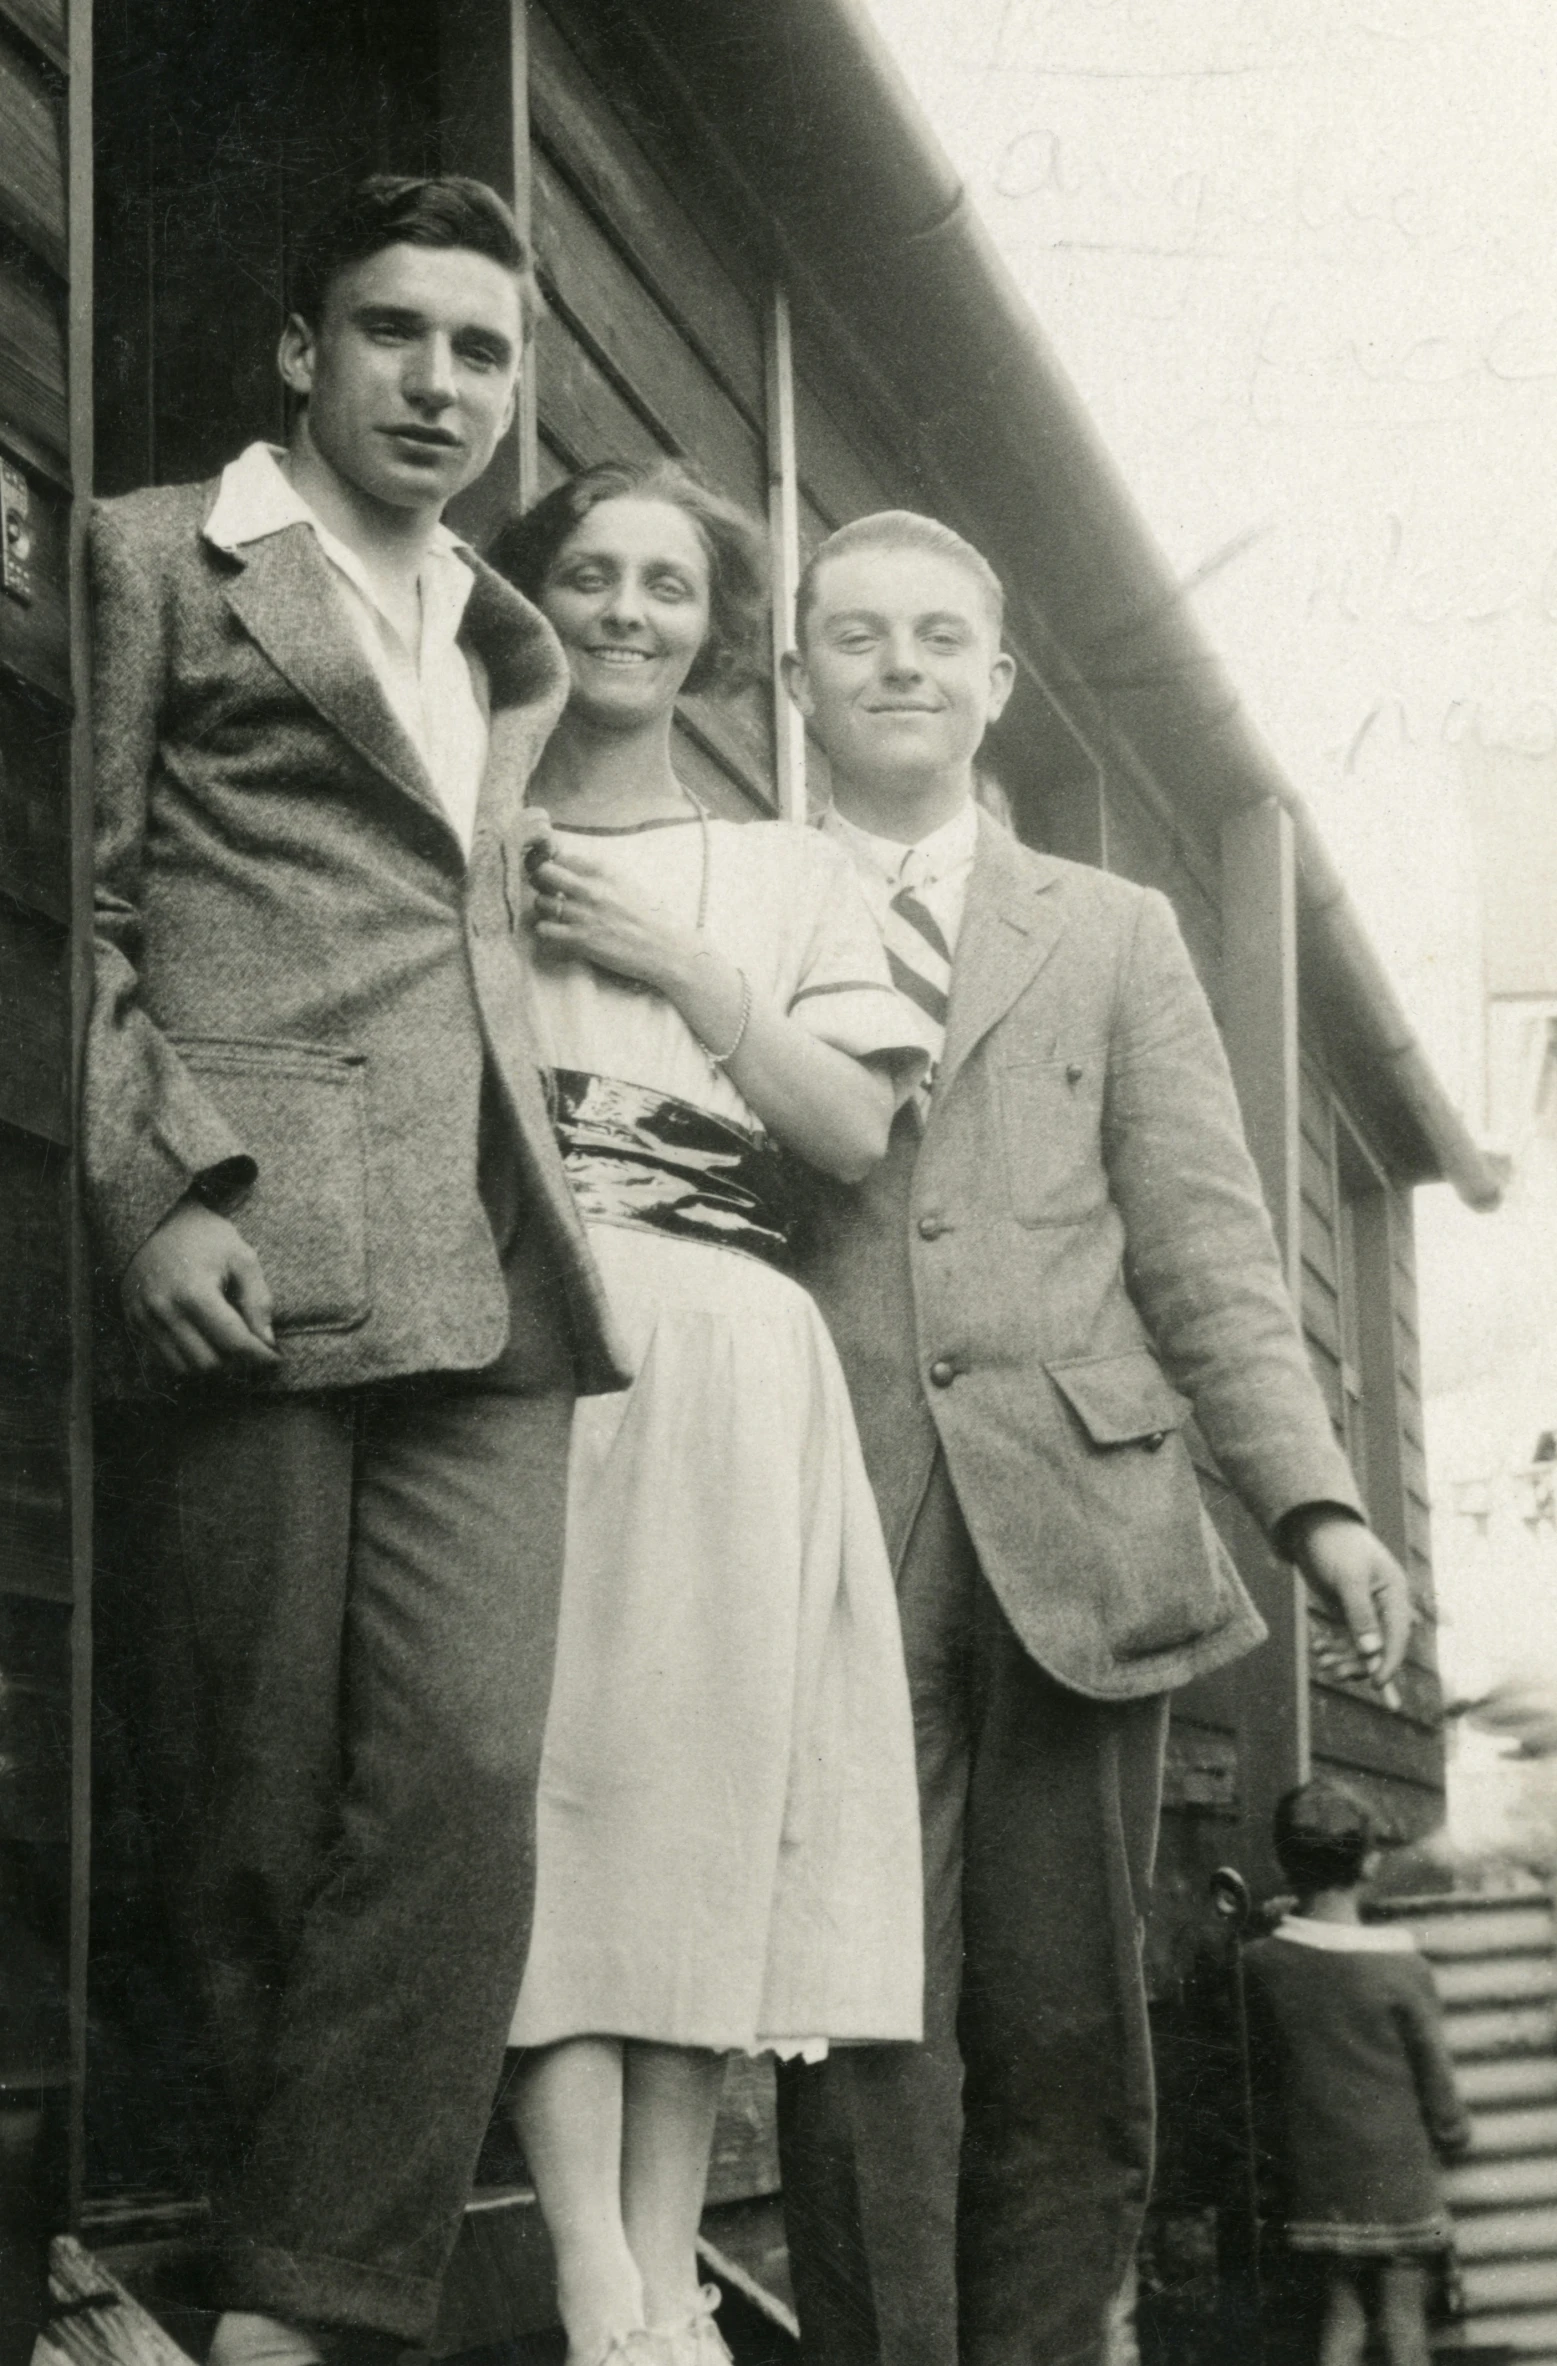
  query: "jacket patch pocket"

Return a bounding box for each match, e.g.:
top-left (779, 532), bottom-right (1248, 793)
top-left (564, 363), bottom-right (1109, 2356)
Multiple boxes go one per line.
top-left (1048, 1351), bottom-right (1235, 1660)
top-left (998, 1055), bottom-right (1105, 1227)
top-left (174, 1038), bottom-right (370, 1335)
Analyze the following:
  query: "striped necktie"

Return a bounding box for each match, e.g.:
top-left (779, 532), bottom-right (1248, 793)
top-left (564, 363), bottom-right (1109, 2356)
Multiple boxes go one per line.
top-left (884, 882), bottom-right (952, 1104)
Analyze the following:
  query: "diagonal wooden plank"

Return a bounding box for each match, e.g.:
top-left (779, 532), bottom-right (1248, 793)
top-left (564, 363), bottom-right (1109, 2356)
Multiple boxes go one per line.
top-left (34, 2237), bottom-right (196, 2366)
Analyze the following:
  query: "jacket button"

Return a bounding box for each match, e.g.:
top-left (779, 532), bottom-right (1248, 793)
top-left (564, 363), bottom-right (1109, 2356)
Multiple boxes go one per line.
top-left (1142, 1431), bottom-right (1167, 1452)
top-left (929, 1358), bottom-right (957, 1388)
top-left (918, 1213), bottom-right (945, 1240)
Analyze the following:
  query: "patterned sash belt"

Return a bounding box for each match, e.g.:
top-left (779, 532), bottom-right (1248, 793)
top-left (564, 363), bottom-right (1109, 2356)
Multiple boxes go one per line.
top-left (550, 1069), bottom-right (795, 1269)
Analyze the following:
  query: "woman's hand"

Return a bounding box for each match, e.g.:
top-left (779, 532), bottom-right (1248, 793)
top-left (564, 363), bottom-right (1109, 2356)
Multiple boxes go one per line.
top-left (527, 846), bottom-right (701, 993)
top-left (526, 845), bottom-right (893, 1183)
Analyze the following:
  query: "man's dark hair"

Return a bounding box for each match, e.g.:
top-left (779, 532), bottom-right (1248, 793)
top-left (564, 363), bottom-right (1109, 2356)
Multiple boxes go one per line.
top-left (488, 457), bottom-right (770, 698)
top-left (1273, 1778), bottom-right (1376, 1898)
top-left (288, 173), bottom-right (542, 342)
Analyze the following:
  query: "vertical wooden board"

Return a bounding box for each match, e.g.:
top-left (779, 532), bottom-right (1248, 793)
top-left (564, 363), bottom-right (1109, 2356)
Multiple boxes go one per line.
top-left (529, 149), bottom-right (765, 512)
top-left (93, 0), bottom-right (444, 495)
top-left (0, 253), bottom-right (67, 460)
top-left (1298, 1052), bottom-right (1331, 1148)
top-left (0, 1119), bottom-right (68, 1376)
top-left (0, 899), bottom-right (67, 1141)
top-left (1098, 781), bottom-right (1220, 982)
top-left (0, 28), bottom-right (65, 268)
top-left (0, 673), bottom-right (70, 920)
top-left (437, 0), bottom-right (532, 538)
top-left (0, 459), bottom-right (69, 700)
top-left (526, 7), bottom-right (764, 424)
top-left (791, 367), bottom-right (900, 526)
top-left (0, 1392), bottom-right (70, 1599)
top-left (0, 1635), bottom-right (71, 1843)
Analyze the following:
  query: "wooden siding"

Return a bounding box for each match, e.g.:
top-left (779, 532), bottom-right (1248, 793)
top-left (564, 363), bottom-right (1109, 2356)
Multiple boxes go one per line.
top-left (1299, 1045), bottom-right (1444, 1838)
top-left (93, 0), bottom-right (446, 499)
top-left (0, 0), bottom-right (86, 2309)
top-left (528, 5), bottom-right (775, 818)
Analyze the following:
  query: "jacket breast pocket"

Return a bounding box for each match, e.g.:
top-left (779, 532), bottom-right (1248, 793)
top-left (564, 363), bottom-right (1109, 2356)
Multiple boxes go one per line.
top-left (174, 1038), bottom-right (371, 1335)
top-left (998, 1055), bottom-right (1106, 1227)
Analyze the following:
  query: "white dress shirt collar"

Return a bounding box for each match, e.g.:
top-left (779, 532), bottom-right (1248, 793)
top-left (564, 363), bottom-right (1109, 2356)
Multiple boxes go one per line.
top-left (1273, 1915), bottom-right (1417, 1954)
top-left (204, 438), bottom-right (472, 585)
top-left (825, 798), bottom-right (979, 895)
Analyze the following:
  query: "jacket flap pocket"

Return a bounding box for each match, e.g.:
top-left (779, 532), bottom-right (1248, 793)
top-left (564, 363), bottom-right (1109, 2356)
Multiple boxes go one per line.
top-left (1047, 1352), bottom-right (1191, 1446)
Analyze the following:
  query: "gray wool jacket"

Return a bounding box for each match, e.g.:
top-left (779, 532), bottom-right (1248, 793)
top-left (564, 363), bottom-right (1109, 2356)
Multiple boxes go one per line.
top-left (85, 476), bottom-right (627, 1400)
top-left (795, 813), bottom-right (1364, 1701)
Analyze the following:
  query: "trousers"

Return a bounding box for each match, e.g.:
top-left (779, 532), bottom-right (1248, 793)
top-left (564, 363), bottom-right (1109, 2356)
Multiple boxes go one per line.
top-left (94, 1381), bottom-right (572, 2341)
top-left (777, 1453), bottom-right (1167, 2366)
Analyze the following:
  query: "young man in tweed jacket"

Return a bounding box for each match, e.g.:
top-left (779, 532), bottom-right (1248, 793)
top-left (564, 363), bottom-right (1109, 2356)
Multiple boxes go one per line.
top-left (87, 176), bottom-right (622, 2366)
top-left (776, 512), bottom-right (1414, 2366)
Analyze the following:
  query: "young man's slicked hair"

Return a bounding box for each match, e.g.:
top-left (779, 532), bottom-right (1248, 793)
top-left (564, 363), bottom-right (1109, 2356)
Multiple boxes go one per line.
top-left (794, 510), bottom-right (1006, 649)
top-left (288, 173), bottom-right (543, 342)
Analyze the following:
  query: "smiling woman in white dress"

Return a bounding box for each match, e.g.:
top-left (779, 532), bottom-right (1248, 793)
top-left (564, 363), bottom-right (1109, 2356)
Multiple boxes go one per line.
top-left (486, 462), bottom-right (924, 2366)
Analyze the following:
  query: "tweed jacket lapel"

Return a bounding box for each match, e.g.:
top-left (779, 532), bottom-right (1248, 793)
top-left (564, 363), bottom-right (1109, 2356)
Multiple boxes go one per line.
top-left (218, 521), bottom-right (454, 833)
top-left (938, 811), bottom-right (1069, 1094)
top-left (218, 522), bottom-right (572, 853)
top-left (460, 554), bottom-right (571, 841)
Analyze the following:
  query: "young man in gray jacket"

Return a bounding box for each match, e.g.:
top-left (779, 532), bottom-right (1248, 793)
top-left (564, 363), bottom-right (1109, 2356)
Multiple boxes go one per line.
top-left (776, 512), bottom-right (1412, 2366)
top-left (87, 176), bottom-right (621, 2366)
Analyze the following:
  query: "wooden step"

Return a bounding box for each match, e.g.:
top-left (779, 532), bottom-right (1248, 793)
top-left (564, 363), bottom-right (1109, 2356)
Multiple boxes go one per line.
top-left (1457, 2205), bottom-right (1557, 2260)
top-left (1449, 2156), bottom-right (1557, 2210)
top-left (35, 2236), bottom-right (197, 2366)
top-left (1447, 2005), bottom-right (1557, 2058)
top-left (1460, 2060), bottom-right (1557, 2111)
top-left (1410, 1905), bottom-right (1557, 1961)
top-left (1469, 2107), bottom-right (1557, 2159)
top-left (1436, 1958), bottom-right (1557, 2009)
top-left (1445, 2305), bottom-right (1557, 2354)
top-left (1464, 2256), bottom-right (1557, 2311)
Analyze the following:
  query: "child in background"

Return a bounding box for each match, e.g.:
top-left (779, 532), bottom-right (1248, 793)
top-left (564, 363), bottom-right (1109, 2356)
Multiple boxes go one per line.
top-left (1244, 1781), bottom-right (1472, 2366)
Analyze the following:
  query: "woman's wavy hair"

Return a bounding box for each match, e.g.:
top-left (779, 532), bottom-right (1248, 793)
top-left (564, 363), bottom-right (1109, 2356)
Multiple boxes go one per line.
top-left (488, 457), bottom-right (770, 698)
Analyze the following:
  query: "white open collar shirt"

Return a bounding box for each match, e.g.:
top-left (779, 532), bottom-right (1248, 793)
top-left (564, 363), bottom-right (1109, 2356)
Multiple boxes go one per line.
top-left (206, 441), bottom-right (489, 854)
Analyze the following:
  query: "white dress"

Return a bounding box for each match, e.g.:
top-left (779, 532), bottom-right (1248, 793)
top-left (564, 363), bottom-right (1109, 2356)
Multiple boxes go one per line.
top-left (508, 813), bottom-right (925, 2053)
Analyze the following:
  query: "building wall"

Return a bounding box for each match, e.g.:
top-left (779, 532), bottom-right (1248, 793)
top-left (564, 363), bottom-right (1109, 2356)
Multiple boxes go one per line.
top-left (0, 0), bottom-right (91, 2310)
top-left (4, 0), bottom-right (1447, 2285)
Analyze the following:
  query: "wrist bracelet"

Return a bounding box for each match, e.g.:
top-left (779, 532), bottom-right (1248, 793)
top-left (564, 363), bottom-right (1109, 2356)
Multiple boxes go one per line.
top-left (702, 964), bottom-right (752, 1068)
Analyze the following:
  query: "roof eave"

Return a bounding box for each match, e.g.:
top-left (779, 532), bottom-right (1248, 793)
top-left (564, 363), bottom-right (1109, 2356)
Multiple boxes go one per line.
top-left (641, 0), bottom-right (1501, 1208)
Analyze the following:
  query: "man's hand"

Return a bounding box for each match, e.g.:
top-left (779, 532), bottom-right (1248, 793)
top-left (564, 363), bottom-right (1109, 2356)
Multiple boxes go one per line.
top-left (122, 1199), bottom-right (280, 1377)
top-left (1286, 1507), bottom-right (1412, 1699)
